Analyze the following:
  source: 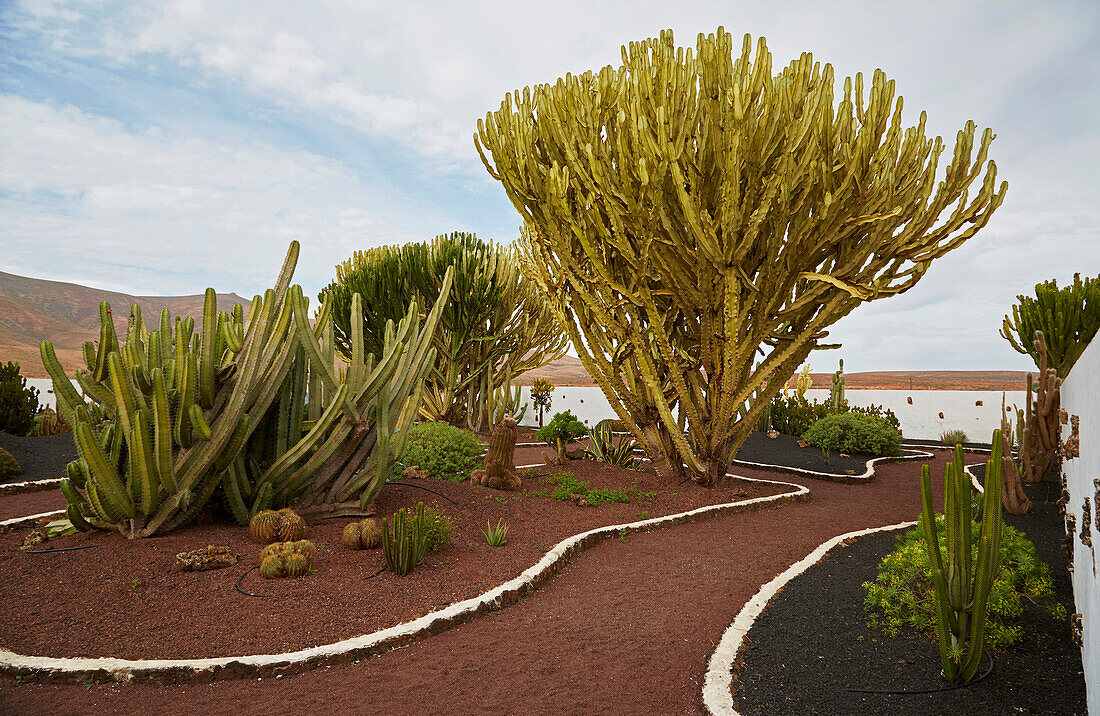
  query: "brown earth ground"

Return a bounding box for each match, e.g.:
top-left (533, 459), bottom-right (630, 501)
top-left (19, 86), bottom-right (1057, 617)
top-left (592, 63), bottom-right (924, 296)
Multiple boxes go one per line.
top-left (0, 448), bottom-right (981, 715)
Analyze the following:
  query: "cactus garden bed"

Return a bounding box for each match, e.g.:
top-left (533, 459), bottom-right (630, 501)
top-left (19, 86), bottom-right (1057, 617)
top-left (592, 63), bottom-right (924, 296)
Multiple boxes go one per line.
top-left (0, 456), bottom-right (788, 661)
top-left (0, 431), bottom-right (76, 486)
top-left (732, 431), bottom-right (915, 477)
top-left (732, 477), bottom-right (1085, 715)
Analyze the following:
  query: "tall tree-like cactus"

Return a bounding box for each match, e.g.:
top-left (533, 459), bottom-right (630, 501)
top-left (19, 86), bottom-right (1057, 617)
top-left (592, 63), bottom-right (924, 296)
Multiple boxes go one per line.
top-left (324, 232), bottom-right (564, 431)
top-left (476, 28), bottom-right (1007, 485)
top-left (919, 438), bottom-right (1004, 683)
top-left (1001, 272), bottom-right (1100, 379)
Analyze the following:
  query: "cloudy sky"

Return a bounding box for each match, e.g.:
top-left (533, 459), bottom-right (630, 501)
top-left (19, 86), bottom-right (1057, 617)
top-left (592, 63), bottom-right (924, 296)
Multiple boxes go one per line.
top-left (1, 0), bottom-right (1097, 371)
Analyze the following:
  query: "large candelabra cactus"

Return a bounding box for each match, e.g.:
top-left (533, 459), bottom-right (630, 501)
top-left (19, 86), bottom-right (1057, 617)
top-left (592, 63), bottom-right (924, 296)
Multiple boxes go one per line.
top-left (476, 28), bottom-right (1007, 485)
top-left (919, 438), bottom-right (1004, 683)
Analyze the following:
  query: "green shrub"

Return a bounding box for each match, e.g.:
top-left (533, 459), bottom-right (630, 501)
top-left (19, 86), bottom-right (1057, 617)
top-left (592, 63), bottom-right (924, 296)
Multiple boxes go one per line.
top-left (402, 503), bottom-right (455, 553)
top-left (846, 402), bottom-right (901, 433)
top-left (864, 518), bottom-right (1064, 648)
top-left (397, 421), bottom-right (484, 481)
top-left (769, 394), bottom-right (831, 436)
top-left (536, 410), bottom-right (587, 445)
top-left (802, 412), bottom-right (902, 457)
top-left (0, 447), bottom-right (21, 481)
top-left (0, 361), bottom-right (39, 436)
top-left (535, 470), bottom-right (655, 505)
top-left (940, 429), bottom-right (969, 446)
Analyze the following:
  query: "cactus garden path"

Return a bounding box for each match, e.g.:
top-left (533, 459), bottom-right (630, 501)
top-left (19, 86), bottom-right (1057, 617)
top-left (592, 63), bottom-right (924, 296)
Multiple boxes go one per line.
top-left (0, 449), bottom-right (986, 715)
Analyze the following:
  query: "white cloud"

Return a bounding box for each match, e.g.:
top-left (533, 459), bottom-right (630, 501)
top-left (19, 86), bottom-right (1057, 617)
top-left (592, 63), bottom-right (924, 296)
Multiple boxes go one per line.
top-left (0, 95), bottom-right (456, 298)
top-left (3, 0), bottom-right (1098, 371)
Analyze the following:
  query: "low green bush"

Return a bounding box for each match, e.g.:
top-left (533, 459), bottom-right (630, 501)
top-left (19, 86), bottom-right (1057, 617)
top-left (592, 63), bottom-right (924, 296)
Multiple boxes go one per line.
top-left (401, 503), bottom-right (455, 553)
top-left (864, 518), bottom-right (1064, 648)
top-left (940, 429), bottom-right (969, 446)
top-left (0, 447), bottom-right (21, 481)
top-left (0, 361), bottom-right (39, 436)
top-left (846, 402), bottom-right (901, 433)
top-left (802, 412), bottom-right (902, 457)
top-left (396, 421), bottom-right (484, 482)
top-left (769, 394), bottom-right (831, 436)
top-left (534, 470), bottom-right (655, 505)
top-left (536, 410), bottom-right (587, 445)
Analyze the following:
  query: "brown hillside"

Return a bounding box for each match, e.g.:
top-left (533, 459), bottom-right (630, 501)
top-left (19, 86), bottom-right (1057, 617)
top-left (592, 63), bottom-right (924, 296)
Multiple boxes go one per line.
top-left (518, 356), bottom-right (1029, 391)
top-left (0, 270), bottom-right (250, 377)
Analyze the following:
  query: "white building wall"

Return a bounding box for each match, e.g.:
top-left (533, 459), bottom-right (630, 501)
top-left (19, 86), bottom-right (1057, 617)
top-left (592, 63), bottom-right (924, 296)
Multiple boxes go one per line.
top-left (1061, 335), bottom-right (1100, 715)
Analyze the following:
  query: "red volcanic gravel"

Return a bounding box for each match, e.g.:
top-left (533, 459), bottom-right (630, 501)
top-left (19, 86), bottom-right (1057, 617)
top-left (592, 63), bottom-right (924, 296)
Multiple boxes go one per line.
top-left (0, 450), bottom-right (979, 715)
top-left (0, 458), bottom-right (785, 661)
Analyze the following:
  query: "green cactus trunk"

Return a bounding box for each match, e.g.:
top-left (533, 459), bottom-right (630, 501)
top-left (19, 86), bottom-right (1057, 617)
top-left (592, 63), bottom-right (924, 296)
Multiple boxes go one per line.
top-left (919, 436), bottom-right (1004, 683)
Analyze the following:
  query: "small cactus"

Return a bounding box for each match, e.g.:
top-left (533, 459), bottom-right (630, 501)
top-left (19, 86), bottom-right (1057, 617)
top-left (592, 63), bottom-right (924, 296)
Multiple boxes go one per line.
top-left (276, 508), bottom-right (307, 541)
top-left (257, 539), bottom-right (316, 580)
top-left (342, 518), bottom-right (383, 550)
top-left (250, 508), bottom-right (307, 543)
top-left (260, 554), bottom-right (286, 579)
top-left (249, 510), bottom-right (281, 543)
top-left (284, 552), bottom-right (311, 578)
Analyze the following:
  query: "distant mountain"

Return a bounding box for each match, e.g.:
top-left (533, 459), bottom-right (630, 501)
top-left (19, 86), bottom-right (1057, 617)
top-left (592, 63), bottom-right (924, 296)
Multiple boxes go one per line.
top-left (0, 270), bottom-right (250, 377)
top-left (518, 356), bottom-right (1029, 391)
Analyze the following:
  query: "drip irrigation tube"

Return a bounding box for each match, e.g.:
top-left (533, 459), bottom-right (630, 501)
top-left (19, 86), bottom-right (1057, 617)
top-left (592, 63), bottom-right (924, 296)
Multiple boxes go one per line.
top-left (385, 481), bottom-right (459, 506)
top-left (24, 544), bottom-right (100, 554)
top-left (362, 565), bottom-right (387, 581)
top-left (235, 565), bottom-right (268, 598)
top-left (847, 652), bottom-right (994, 694)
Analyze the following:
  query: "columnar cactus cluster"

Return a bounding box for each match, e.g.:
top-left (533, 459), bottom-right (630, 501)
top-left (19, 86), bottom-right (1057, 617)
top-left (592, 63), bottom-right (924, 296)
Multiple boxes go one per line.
top-left (42, 241), bottom-right (452, 537)
top-left (919, 439), bottom-right (1005, 683)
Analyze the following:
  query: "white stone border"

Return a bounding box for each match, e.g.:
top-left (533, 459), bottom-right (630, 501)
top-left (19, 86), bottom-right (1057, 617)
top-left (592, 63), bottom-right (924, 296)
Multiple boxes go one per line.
top-left (702, 519), bottom-right (917, 715)
top-left (0, 474), bottom-right (809, 685)
top-left (731, 448), bottom-right (934, 482)
top-left (0, 509), bottom-right (65, 529)
top-left (0, 477), bottom-right (63, 496)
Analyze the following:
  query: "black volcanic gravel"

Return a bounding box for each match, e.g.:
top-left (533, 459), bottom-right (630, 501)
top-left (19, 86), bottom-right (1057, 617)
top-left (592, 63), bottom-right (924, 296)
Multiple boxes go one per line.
top-left (734, 477), bottom-right (1085, 715)
top-left (733, 431), bottom-right (908, 477)
top-left (0, 431), bottom-right (76, 484)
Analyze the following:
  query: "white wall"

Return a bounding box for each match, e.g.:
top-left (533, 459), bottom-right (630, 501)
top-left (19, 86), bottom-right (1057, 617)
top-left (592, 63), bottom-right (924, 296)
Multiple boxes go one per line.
top-left (1062, 335), bottom-right (1100, 715)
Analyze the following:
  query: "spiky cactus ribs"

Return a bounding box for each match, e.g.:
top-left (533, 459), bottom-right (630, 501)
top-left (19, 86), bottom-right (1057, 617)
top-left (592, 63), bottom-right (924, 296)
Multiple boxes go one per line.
top-left (470, 415), bottom-right (521, 491)
top-left (258, 539), bottom-right (316, 579)
top-left (342, 518), bottom-right (383, 549)
top-left (249, 508), bottom-right (307, 543)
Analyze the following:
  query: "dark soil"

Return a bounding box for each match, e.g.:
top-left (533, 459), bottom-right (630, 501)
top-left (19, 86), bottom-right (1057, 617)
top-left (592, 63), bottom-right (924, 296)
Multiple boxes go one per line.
top-left (0, 449), bottom-right (981, 715)
top-left (0, 431), bottom-right (75, 484)
top-left (903, 438), bottom-right (993, 451)
top-left (734, 470), bottom-right (1085, 715)
top-left (0, 458), bottom-right (787, 660)
top-left (734, 431), bottom-right (903, 476)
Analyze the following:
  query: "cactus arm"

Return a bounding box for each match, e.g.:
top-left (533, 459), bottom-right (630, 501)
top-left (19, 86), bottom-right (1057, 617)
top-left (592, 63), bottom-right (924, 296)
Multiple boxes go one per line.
top-left (188, 403), bottom-right (212, 441)
top-left (222, 457), bottom-right (252, 526)
top-left (75, 421), bottom-right (136, 520)
top-left (919, 465), bottom-right (958, 681)
top-left (130, 412), bottom-right (158, 515)
top-left (150, 369), bottom-right (176, 493)
top-left (39, 341), bottom-right (86, 425)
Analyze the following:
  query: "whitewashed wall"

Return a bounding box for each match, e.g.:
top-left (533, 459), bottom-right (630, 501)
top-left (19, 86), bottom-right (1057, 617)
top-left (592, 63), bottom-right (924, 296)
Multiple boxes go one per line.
top-left (1062, 335), bottom-right (1100, 715)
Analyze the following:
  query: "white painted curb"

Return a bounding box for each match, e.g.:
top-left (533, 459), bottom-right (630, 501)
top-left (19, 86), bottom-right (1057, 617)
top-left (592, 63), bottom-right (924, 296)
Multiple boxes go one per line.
top-left (0, 475), bottom-right (809, 684)
top-left (0, 477), bottom-right (63, 496)
top-left (0, 509), bottom-right (65, 529)
top-left (702, 520), bottom-right (917, 715)
top-left (731, 448), bottom-right (933, 482)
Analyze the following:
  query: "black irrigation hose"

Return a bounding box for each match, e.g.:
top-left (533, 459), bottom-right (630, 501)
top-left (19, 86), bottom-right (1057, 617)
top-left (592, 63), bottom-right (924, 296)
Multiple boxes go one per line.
top-left (24, 544), bottom-right (100, 554)
top-left (386, 480), bottom-right (459, 506)
top-left (235, 565), bottom-right (269, 598)
top-left (362, 565), bottom-right (388, 581)
top-left (847, 652), bottom-right (994, 694)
